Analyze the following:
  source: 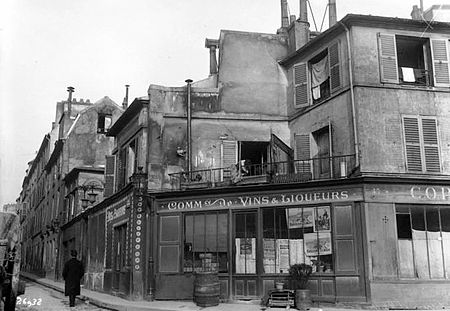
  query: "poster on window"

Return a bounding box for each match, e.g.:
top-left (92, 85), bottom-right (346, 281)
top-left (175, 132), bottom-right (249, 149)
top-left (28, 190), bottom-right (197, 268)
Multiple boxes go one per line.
top-left (235, 238), bottom-right (256, 274)
top-left (276, 239), bottom-right (290, 273)
top-left (304, 232), bottom-right (332, 256)
top-left (314, 206), bottom-right (331, 232)
top-left (287, 207), bottom-right (314, 229)
top-left (263, 239), bottom-right (276, 273)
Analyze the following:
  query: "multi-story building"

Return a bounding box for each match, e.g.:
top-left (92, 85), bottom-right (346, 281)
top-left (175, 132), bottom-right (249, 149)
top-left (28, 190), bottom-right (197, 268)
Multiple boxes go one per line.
top-left (18, 90), bottom-right (122, 280)
top-left (95, 1), bottom-right (450, 307)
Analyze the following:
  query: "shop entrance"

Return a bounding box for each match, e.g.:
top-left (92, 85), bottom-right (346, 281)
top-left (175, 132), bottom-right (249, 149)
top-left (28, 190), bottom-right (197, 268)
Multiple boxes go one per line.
top-left (232, 211), bottom-right (259, 299)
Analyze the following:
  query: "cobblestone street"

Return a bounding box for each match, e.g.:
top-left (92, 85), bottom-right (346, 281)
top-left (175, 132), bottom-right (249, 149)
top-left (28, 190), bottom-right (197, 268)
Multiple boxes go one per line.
top-left (15, 281), bottom-right (106, 311)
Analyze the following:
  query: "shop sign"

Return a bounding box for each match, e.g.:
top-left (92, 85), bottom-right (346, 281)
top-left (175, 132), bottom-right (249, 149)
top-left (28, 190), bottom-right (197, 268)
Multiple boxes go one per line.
top-left (106, 195), bottom-right (131, 223)
top-left (367, 184), bottom-right (450, 203)
top-left (159, 188), bottom-right (360, 212)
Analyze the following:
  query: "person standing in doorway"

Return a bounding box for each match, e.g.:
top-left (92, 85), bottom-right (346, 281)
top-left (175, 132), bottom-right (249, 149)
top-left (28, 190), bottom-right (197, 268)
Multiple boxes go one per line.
top-left (62, 250), bottom-right (84, 307)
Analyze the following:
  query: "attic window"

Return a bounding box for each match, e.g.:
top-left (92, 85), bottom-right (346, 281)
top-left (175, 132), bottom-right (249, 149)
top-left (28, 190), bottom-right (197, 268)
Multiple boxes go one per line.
top-left (97, 114), bottom-right (112, 134)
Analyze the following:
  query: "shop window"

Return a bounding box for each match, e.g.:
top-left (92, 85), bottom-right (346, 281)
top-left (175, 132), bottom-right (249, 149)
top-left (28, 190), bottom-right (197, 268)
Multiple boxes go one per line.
top-left (97, 114), bottom-right (112, 134)
top-left (184, 212), bottom-right (228, 273)
top-left (262, 206), bottom-right (333, 274)
top-left (378, 34), bottom-right (450, 87)
top-left (114, 223), bottom-right (127, 271)
top-left (159, 216), bottom-right (180, 273)
top-left (402, 116), bottom-right (440, 173)
top-left (396, 205), bottom-right (450, 279)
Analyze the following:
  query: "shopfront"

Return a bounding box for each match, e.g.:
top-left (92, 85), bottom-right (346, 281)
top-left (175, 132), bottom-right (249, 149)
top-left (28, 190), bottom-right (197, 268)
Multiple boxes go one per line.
top-left (153, 184), bottom-right (368, 302)
top-left (364, 181), bottom-right (450, 307)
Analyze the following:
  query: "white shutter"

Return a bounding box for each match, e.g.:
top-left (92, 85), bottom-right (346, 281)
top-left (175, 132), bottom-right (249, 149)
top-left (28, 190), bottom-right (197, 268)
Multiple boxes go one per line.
top-left (329, 41), bottom-right (341, 92)
top-left (221, 140), bottom-right (237, 180)
top-left (431, 39), bottom-right (450, 87)
top-left (378, 33), bottom-right (399, 83)
top-left (421, 118), bottom-right (440, 172)
top-left (403, 117), bottom-right (422, 172)
top-left (293, 63), bottom-right (310, 108)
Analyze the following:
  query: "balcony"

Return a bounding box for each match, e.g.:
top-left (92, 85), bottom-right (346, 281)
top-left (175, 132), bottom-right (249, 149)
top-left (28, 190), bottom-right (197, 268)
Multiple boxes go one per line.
top-left (169, 154), bottom-right (357, 191)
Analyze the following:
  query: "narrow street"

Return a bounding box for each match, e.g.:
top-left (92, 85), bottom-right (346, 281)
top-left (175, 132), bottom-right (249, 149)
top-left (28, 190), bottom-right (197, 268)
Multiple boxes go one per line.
top-left (15, 281), bottom-right (107, 311)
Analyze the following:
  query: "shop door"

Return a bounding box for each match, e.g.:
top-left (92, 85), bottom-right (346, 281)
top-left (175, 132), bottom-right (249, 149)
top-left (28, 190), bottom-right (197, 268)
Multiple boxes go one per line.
top-left (232, 211), bottom-right (259, 299)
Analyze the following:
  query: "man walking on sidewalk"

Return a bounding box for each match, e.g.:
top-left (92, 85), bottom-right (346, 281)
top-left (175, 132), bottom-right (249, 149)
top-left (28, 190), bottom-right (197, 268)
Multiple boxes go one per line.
top-left (62, 250), bottom-right (84, 307)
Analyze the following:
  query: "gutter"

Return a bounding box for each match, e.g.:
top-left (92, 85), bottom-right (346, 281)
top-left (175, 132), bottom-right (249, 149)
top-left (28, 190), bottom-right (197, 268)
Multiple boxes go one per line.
top-left (339, 21), bottom-right (360, 167)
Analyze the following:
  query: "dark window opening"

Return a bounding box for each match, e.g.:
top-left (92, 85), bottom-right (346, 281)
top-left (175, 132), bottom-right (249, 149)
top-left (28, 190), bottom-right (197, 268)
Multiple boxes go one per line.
top-left (396, 35), bottom-right (432, 86)
top-left (239, 141), bottom-right (269, 176)
top-left (97, 114), bottom-right (112, 134)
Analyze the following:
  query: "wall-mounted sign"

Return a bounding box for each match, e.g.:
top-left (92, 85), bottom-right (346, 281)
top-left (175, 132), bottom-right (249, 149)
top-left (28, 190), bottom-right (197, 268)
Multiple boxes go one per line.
top-left (158, 187), bottom-right (362, 212)
top-left (106, 195), bottom-right (131, 223)
top-left (366, 184), bottom-right (450, 204)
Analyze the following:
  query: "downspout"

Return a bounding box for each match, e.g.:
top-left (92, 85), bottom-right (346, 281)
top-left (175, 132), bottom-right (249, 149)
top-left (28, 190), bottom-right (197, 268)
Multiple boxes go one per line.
top-left (339, 21), bottom-right (360, 167)
top-left (185, 79), bottom-right (193, 173)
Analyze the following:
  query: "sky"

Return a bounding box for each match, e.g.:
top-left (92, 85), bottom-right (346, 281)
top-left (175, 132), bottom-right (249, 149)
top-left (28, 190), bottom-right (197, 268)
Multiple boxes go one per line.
top-left (0, 0), bottom-right (448, 207)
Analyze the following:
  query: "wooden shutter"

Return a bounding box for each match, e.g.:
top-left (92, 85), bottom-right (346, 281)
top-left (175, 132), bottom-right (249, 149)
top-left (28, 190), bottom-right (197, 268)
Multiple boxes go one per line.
top-left (431, 39), bottom-right (450, 87)
top-left (422, 118), bottom-right (440, 172)
top-left (378, 33), bottom-right (399, 83)
top-left (294, 63), bottom-right (310, 108)
top-left (403, 117), bottom-right (422, 171)
top-left (221, 140), bottom-right (238, 180)
top-left (104, 155), bottom-right (115, 197)
top-left (328, 41), bottom-right (341, 92)
top-left (295, 134), bottom-right (311, 173)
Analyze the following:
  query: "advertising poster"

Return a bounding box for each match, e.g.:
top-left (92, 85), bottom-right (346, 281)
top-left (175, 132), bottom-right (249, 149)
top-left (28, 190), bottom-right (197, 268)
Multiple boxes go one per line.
top-left (263, 239), bottom-right (276, 273)
top-left (314, 206), bottom-right (331, 232)
top-left (235, 238), bottom-right (256, 273)
top-left (289, 239), bottom-right (304, 265)
top-left (304, 232), bottom-right (332, 256)
top-left (286, 207), bottom-right (314, 229)
top-left (276, 239), bottom-right (290, 273)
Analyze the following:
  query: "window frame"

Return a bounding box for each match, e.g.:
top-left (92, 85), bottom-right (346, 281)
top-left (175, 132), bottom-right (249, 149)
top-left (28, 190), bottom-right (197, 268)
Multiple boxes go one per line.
top-left (97, 114), bottom-right (112, 134)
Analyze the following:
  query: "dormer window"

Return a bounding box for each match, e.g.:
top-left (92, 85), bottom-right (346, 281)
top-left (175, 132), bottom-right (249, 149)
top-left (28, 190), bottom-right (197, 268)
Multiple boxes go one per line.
top-left (97, 114), bottom-right (112, 134)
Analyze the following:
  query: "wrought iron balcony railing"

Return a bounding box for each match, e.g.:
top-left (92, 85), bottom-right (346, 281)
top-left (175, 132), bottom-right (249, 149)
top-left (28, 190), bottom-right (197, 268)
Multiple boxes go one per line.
top-left (169, 154), bottom-right (357, 191)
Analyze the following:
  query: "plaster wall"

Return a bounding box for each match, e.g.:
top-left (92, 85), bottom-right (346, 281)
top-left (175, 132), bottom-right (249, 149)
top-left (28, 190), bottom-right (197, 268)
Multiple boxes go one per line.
top-left (289, 92), bottom-right (354, 158)
top-left (218, 30), bottom-right (289, 115)
top-left (355, 87), bottom-right (450, 174)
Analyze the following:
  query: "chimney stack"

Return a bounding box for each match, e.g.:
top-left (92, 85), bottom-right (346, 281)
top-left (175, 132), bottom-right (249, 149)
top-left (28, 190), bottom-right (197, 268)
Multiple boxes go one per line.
top-left (185, 79), bottom-right (193, 173)
top-left (205, 39), bottom-right (219, 75)
top-left (287, 0), bottom-right (310, 53)
top-left (280, 0), bottom-right (289, 31)
top-left (122, 84), bottom-right (130, 109)
top-left (67, 86), bottom-right (74, 115)
top-left (329, 0), bottom-right (337, 27)
top-left (411, 5), bottom-right (422, 20)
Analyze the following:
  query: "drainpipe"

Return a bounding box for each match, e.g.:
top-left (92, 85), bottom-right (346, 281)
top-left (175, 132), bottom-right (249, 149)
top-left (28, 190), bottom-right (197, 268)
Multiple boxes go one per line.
top-left (185, 79), bottom-right (193, 173)
top-left (339, 21), bottom-right (360, 167)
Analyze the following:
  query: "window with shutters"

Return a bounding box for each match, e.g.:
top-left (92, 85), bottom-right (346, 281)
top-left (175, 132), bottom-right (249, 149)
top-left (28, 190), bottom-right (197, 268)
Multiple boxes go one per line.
top-left (221, 140), bottom-right (270, 178)
top-left (378, 34), bottom-right (450, 87)
top-left (116, 137), bottom-right (140, 190)
top-left (402, 116), bottom-right (440, 173)
top-left (293, 41), bottom-right (341, 108)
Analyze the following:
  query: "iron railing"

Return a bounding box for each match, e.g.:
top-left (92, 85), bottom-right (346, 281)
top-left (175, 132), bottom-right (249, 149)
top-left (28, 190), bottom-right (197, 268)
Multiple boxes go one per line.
top-left (169, 154), bottom-right (357, 191)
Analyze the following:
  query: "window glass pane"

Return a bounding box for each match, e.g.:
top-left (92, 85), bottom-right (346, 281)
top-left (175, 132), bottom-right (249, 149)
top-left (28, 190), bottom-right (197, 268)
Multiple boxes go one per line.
top-left (263, 209), bottom-right (275, 238)
top-left (184, 216), bottom-right (194, 272)
top-left (441, 208), bottom-right (450, 232)
top-left (275, 208), bottom-right (288, 238)
top-left (235, 214), bottom-right (246, 238)
top-left (411, 206), bottom-right (425, 231)
top-left (217, 213), bottom-right (227, 252)
top-left (205, 214), bottom-right (217, 252)
top-left (194, 214), bottom-right (205, 251)
top-left (396, 213), bottom-right (412, 239)
top-left (426, 207), bottom-right (440, 232)
top-left (160, 216), bottom-right (179, 242)
top-left (246, 213), bottom-right (257, 238)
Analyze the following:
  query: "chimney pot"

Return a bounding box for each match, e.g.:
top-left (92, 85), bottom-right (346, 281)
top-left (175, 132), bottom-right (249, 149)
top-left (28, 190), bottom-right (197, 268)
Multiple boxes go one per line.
top-left (122, 84), bottom-right (130, 109)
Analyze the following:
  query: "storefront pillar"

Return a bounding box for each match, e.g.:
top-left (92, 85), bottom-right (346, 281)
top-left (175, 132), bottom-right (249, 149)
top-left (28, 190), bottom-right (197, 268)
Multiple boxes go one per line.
top-left (130, 168), bottom-right (148, 300)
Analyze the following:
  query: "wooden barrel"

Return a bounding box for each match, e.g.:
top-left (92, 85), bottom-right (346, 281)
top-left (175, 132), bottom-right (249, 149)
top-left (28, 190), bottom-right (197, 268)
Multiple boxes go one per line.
top-left (194, 271), bottom-right (220, 307)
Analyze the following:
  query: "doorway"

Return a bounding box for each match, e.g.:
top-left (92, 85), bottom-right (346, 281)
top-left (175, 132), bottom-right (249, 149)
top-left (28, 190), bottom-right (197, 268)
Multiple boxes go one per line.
top-left (232, 211), bottom-right (259, 299)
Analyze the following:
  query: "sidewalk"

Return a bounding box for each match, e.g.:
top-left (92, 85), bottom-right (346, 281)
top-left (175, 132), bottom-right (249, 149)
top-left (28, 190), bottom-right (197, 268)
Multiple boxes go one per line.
top-left (19, 271), bottom-right (370, 311)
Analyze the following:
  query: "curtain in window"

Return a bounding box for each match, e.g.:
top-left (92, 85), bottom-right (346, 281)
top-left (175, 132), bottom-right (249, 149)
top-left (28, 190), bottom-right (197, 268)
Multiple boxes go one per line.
top-left (311, 56), bottom-right (329, 100)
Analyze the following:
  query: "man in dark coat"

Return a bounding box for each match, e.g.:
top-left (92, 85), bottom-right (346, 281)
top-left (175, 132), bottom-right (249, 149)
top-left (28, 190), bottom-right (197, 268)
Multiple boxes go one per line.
top-left (62, 250), bottom-right (84, 307)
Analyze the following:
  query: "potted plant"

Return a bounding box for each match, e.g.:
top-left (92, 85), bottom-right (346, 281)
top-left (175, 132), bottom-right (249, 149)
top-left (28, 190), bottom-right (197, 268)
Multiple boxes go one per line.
top-left (288, 263), bottom-right (313, 310)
